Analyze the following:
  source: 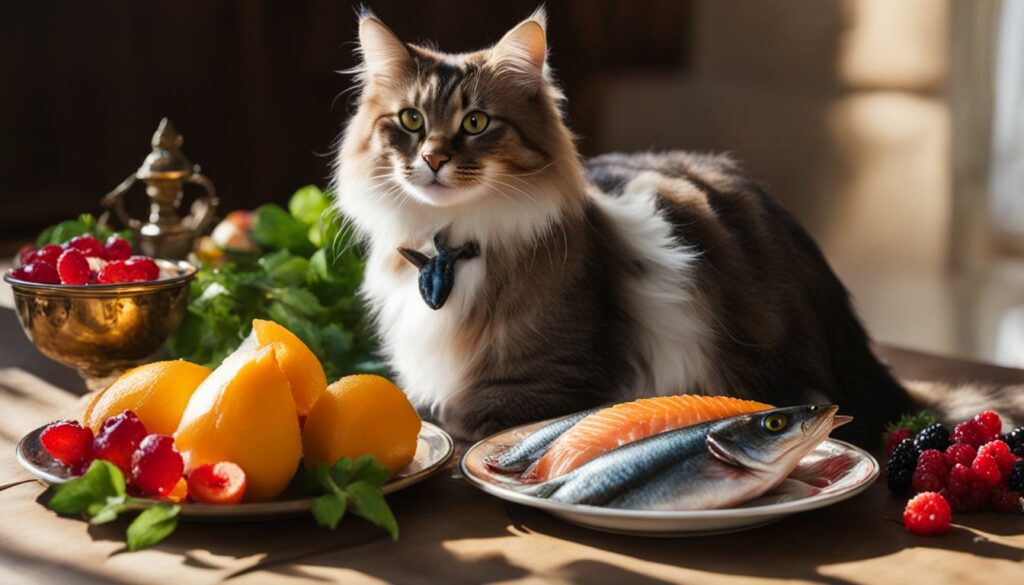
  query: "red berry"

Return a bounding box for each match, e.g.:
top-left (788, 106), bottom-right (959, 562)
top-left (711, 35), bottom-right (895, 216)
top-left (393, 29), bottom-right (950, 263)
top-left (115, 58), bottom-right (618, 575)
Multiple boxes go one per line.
top-left (18, 245), bottom-right (37, 265)
top-left (35, 244), bottom-right (65, 266)
top-left (66, 235), bottom-right (104, 258)
top-left (975, 411), bottom-right (1003, 439)
top-left (9, 261), bottom-right (61, 284)
top-left (944, 443), bottom-right (976, 468)
top-left (885, 428), bottom-right (913, 456)
top-left (971, 454), bottom-right (1002, 485)
top-left (953, 420), bottom-right (987, 448)
top-left (92, 410), bottom-right (148, 475)
top-left (40, 420), bottom-right (94, 468)
top-left (104, 236), bottom-right (133, 261)
top-left (130, 435), bottom-right (184, 497)
top-left (903, 492), bottom-right (952, 535)
top-left (56, 248), bottom-right (90, 285)
top-left (187, 462), bottom-right (247, 505)
top-left (126, 256), bottom-right (159, 281)
top-left (987, 486), bottom-right (1022, 514)
top-left (978, 440), bottom-right (1019, 475)
top-left (947, 464), bottom-right (974, 497)
top-left (96, 260), bottom-right (134, 284)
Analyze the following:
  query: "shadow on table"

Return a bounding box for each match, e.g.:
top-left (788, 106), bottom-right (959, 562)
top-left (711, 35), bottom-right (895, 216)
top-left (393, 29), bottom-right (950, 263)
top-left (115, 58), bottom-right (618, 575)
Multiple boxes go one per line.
top-left (504, 483), bottom-right (1024, 584)
top-left (0, 307), bottom-right (86, 395)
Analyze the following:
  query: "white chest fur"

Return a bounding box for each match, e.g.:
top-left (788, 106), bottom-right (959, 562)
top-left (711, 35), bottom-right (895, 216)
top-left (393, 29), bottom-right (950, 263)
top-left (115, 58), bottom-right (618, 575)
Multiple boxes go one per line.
top-left (360, 243), bottom-right (486, 413)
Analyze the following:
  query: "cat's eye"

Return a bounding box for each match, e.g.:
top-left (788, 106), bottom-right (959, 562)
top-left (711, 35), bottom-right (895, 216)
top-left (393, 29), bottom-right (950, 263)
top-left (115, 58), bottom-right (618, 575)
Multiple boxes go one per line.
top-left (461, 111), bottom-right (490, 135)
top-left (762, 413), bottom-right (788, 433)
top-left (398, 109), bottom-right (424, 132)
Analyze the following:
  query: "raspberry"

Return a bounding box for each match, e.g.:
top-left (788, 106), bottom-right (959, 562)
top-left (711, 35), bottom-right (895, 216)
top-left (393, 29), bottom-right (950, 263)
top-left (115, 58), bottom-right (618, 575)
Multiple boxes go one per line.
top-left (92, 410), bottom-right (148, 475)
top-left (1009, 460), bottom-right (1024, 493)
top-left (971, 454), bottom-right (1002, 485)
top-left (885, 428), bottom-right (913, 456)
top-left (103, 236), bottom-right (133, 261)
top-left (953, 420), bottom-right (987, 448)
top-left (886, 439), bottom-right (920, 494)
top-left (987, 485), bottom-right (1022, 514)
top-left (903, 492), bottom-right (952, 535)
top-left (975, 411), bottom-right (1003, 439)
top-left (912, 449), bottom-right (949, 493)
top-left (35, 244), bottom-right (65, 266)
top-left (56, 248), bottom-right (90, 285)
top-left (126, 256), bottom-right (159, 281)
top-left (1004, 427), bottom-right (1024, 458)
top-left (40, 420), bottom-right (94, 468)
top-left (914, 423), bottom-right (950, 452)
top-left (96, 260), bottom-right (135, 284)
top-left (9, 261), bottom-right (61, 284)
top-left (978, 440), bottom-right (1020, 475)
top-left (130, 435), bottom-right (184, 497)
top-left (66, 235), bottom-right (104, 258)
top-left (944, 443), bottom-right (976, 468)
top-left (187, 462), bottom-right (247, 505)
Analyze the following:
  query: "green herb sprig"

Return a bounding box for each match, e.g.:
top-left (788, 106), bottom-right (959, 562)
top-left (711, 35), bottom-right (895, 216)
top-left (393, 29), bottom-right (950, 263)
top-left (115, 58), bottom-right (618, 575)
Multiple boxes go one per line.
top-left (303, 455), bottom-right (399, 540)
top-left (46, 460), bottom-right (180, 552)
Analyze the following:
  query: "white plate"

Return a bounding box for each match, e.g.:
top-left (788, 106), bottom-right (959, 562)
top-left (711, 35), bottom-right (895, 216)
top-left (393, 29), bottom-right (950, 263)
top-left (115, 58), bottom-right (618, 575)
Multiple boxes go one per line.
top-left (17, 421), bottom-right (453, 520)
top-left (461, 419), bottom-right (879, 536)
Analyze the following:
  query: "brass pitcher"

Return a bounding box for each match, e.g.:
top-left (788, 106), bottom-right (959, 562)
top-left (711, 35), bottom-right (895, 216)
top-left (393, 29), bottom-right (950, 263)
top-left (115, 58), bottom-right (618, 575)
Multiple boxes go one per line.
top-left (101, 118), bottom-right (219, 259)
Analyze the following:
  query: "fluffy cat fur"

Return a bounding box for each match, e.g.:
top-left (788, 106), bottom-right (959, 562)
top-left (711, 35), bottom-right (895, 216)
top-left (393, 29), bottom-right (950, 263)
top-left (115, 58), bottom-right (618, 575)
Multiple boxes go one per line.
top-left (333, 8), bottom-right (1022, 444)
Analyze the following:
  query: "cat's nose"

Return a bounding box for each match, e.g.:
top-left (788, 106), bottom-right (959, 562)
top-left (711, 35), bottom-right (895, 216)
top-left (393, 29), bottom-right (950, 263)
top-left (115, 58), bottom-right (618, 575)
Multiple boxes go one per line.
top-left (422, 152), bottom-right (450, 173)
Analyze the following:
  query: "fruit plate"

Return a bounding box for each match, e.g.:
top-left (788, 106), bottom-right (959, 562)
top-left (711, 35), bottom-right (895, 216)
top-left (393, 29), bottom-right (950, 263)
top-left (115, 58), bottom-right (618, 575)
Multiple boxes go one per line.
top-left (16, 421), bottom-right (453, 520)
top-left (461, 419), bottom-right (879, 537)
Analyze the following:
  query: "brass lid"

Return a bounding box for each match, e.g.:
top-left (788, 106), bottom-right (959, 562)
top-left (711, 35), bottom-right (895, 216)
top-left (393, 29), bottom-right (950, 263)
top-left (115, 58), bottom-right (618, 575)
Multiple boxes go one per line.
top-left (136, 118), bottom-right (193, 181)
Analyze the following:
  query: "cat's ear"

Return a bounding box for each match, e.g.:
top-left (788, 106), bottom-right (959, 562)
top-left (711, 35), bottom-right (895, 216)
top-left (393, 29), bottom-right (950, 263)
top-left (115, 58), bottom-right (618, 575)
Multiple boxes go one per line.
top-left (357, 14), bottom-right (414, 81)
top-left (490, 8), bottom-right (548, 89)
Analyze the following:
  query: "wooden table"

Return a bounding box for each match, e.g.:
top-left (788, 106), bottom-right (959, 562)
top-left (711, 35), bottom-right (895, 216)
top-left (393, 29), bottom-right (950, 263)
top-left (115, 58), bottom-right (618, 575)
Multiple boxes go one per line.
top-left (0, 300), bottom-right (1022, 584)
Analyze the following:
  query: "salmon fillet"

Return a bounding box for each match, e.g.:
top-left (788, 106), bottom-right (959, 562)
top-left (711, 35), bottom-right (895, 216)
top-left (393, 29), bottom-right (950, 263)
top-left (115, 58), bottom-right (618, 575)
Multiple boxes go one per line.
top-left (523, 395), bottom-right (773, 482)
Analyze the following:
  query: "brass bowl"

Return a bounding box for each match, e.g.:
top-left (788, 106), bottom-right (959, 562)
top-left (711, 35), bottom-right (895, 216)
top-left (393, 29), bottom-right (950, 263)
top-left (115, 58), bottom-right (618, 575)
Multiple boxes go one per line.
top-left (4, 259), bottom-right (196, 389)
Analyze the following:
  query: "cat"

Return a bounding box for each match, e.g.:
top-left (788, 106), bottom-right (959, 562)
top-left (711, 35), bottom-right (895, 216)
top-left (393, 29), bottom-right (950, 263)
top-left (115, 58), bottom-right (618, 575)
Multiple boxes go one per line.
top-left (333, 8), bottom-right (1023, 444)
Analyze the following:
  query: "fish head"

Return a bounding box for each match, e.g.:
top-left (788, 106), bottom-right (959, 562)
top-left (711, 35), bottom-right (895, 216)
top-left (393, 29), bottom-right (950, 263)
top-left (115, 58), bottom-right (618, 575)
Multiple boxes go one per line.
top-left (705, 405), bottom-right (850, 475)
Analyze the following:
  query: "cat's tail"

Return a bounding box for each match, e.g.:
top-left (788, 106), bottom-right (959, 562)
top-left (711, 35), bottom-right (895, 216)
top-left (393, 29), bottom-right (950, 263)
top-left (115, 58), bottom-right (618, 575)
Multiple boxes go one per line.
top-left (903, 380), bottom-right (1024, 431)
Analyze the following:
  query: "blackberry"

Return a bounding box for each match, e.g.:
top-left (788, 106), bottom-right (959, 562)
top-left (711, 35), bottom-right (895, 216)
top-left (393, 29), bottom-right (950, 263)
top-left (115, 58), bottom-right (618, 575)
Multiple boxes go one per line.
top-left (886, 439), bottom-right (920, 495)
top-left (914, 423), bottom-right (950, 452)
top-left (1004, 427), bottom-right (1024, 457)
top-left (1009, 460), bottom-right (1024, 493)
top-left (887, 467), bottom-right (914, 495)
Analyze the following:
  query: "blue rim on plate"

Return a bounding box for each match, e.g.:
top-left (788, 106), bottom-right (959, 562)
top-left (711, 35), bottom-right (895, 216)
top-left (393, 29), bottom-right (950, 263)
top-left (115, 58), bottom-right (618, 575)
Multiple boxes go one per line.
top-left (461, 418), bottom-right (879, 537)
top-left (17, 421), bottom-right (454, 520)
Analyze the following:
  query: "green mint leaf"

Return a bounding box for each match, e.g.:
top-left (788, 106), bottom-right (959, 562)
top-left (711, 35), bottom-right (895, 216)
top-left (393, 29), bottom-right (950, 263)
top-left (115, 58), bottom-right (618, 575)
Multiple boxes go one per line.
top-left (126, 505), bottom-right (180, 552)
top-left (47, 460), bottom-right (126, 515)
top-left (348, 455), bottom-right (391, 488)
top-left (88, 497), bottom-right (128, 525)
top-left (310, 463), bottom-right (341, 495)
top-left (288, 185), bottom-right (330, 227)
top-left (347, 481), bottom-right (398, 540)
top-left (311, 493), bottom-right (347, 530)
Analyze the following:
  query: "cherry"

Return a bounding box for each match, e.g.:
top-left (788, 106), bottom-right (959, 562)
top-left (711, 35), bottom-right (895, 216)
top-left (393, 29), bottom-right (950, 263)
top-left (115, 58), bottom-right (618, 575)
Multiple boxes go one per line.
top-left (66, 235), bottom-right (105, 258)
top-left (9, 261), bottom-right (61, 284)
top-left (40, 420), bottom-right (94, 469)
top-left (130, 434), bottom-right (184, 497)
top-left (104, 236), bottom-right (133, 261)
top-left (56, 248), bottom-right (90, 285)
top-left (92, 410), bottom-right (148, 475)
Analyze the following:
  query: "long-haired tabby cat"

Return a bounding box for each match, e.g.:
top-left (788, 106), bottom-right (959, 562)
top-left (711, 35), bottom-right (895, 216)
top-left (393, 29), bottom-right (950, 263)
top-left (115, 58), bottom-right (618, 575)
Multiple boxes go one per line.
top-left (334, 8), bottom-right (1023, 444)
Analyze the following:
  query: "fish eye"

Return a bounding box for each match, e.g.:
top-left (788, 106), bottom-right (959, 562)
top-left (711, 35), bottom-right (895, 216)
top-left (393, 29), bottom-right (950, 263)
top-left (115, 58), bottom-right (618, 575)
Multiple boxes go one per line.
top-left (399, 108), bottom-right (424, 132)
top-left (762, 413), bottom-right (788, 433)
top-left (808, 405), bottom-right (821, 414)
top-left (461, 111), bottom-right (490, 135)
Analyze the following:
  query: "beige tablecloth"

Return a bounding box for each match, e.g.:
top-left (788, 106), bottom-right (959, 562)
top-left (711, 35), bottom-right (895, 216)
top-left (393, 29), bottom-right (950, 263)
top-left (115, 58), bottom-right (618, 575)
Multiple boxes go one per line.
top-left (1, 304), bottom-right (1022, 585)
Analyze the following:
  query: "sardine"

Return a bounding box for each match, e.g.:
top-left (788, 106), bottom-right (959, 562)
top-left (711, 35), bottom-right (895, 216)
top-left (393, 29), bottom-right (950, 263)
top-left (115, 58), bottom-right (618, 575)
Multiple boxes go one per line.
top-left (485, 408), bottom-right (600, 473)
top-left (529, 405), bottom-right (850, 510)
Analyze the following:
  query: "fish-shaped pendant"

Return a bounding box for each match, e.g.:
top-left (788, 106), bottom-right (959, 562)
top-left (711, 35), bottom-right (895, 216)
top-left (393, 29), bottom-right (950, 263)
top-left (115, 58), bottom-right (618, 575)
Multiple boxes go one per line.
top-left (398, 233), bottom-right (479, 310)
